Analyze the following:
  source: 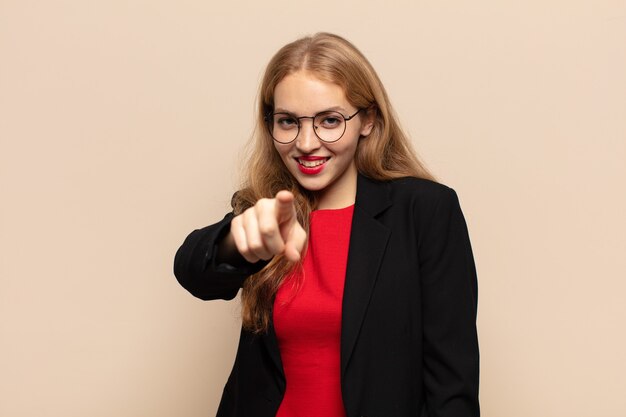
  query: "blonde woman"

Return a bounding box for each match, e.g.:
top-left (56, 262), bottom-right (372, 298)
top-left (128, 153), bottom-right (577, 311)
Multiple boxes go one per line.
top-left (175, 33), bottom-right (479, 417)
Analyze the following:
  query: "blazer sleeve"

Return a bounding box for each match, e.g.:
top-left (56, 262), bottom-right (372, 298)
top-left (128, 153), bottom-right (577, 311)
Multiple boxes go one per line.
top-left (418, 187), bottom-right (480, 416)
top-left (173, 212), bottom-right (268, 301)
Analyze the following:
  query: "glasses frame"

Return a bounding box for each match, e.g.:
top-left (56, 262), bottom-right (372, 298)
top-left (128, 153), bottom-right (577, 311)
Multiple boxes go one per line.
top-left (265, 108), bottom-right (363, 144)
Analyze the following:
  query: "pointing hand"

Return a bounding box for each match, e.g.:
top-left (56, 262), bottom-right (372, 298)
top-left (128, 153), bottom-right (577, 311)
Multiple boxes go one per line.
top-left (230, 191), bottom-right (307, 263)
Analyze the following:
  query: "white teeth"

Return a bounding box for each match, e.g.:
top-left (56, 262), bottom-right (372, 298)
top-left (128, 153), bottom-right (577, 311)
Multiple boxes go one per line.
top-left (298, 158), bottom-right (327, 167)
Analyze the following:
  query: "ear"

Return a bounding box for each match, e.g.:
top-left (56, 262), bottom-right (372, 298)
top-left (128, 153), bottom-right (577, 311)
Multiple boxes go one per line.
top-left (359, 106), bottom-right (376, 137)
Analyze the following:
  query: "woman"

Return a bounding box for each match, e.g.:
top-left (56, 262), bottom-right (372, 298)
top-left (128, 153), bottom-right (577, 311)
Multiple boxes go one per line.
top-left (174, 33), bottom-right (479, 417)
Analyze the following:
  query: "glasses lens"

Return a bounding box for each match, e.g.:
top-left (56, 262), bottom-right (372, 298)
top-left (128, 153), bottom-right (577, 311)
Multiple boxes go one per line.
top-left (271, 113), bottom-right (298, 143)
top-left (269, 111), bottom-right (348, 143)
top-left (313, 111), bottom-right (346, 142)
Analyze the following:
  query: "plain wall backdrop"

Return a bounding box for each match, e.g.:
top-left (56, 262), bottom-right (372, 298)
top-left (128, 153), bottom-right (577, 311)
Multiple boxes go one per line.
top-left (1, 1), bottom-right (625, 416)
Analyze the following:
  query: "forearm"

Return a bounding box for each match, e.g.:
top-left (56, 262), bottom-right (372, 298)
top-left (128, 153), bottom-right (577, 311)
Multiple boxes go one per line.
top-left (173, 213), bottom-right (267, 301)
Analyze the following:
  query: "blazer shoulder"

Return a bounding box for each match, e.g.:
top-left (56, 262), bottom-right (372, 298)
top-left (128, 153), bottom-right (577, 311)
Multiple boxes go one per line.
top-left (381, 177), bottom-right (468, 232)
top-left (387, 176), bottom-right (456, 205)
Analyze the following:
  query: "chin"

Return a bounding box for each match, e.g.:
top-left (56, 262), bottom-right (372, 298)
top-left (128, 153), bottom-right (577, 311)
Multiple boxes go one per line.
top-left (296, 179), bottom-right (328, 192)
top-left (291, 174), bottom-right (330, 192)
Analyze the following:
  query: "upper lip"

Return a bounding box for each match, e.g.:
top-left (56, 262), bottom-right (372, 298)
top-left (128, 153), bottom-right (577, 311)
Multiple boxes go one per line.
top-left (295, 156), bottom-right (329, 161)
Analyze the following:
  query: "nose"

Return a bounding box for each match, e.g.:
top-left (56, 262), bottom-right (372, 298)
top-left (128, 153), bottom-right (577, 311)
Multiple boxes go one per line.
top-left (295, 118), bottom-right (322, 153)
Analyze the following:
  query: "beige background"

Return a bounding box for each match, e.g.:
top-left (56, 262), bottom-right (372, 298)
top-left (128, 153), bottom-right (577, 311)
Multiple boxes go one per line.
top-left (1, 1), bottom-right (625, 416)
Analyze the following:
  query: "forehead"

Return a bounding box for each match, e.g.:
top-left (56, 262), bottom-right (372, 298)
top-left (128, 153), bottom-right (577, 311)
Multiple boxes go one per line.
top-left (273, 71), bottom-right (348, 114)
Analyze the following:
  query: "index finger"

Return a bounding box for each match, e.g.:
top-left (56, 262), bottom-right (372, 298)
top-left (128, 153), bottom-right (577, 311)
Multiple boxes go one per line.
top-left (274, 190), bottom-right (295, 223)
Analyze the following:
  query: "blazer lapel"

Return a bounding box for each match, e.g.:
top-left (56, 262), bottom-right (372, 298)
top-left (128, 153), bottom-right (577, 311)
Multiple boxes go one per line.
top-left (341, 175), bottom-right (392, 376)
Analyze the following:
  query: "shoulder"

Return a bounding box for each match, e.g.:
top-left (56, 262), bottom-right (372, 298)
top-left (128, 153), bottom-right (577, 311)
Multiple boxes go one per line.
top-left (381, 177), bottom-right (466, 232)
top-left (387, 176), bottom-right (453, 197)
top-left (382, 178), bottom-right (471, 255)
top-left (385, 177), bottom-right (460, 212)
top-left (355, 174), bottom-right (463, 221)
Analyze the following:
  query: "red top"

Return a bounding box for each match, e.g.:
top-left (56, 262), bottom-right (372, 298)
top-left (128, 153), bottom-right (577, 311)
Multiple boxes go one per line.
top-left (273, 205), bottom-right (355, 417)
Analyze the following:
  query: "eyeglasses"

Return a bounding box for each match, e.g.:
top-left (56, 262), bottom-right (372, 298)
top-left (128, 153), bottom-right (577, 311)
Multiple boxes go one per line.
top-left (266, 109), bottom-right (362, 144)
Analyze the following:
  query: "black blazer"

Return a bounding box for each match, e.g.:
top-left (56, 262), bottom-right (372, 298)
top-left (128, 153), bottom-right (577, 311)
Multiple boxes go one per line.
top-left (174, 175), bottom-right (480, 417)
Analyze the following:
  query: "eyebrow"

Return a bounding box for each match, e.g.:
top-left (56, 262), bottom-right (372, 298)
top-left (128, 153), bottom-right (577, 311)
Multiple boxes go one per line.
top-left (274, 105), bottom-right (348, 115)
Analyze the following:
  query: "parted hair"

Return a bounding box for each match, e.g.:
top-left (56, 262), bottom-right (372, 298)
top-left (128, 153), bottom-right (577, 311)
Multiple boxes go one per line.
top-left (233, 32), bottom-right (436, 333)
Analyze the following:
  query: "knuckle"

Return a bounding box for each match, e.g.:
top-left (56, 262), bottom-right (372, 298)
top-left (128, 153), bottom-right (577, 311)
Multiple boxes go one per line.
top-left (244, 207), bottom-right (255, 219)
top-left (247, 237), bottom-right (263, 252)
top-left (256, 198), bottom-right (271, 210)
top-left (258, 222), bottom-right (276, 237)
top-left (247, 237), bottom-right (261, 251)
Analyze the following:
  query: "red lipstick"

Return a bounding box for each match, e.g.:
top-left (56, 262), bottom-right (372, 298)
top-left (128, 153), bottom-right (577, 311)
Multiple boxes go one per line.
top-left (295, 156), bottom-right (329, 175)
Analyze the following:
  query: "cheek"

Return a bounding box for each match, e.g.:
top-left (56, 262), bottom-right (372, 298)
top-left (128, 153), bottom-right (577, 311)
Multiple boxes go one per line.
top-left (336, 136), bottom-right (360, 159)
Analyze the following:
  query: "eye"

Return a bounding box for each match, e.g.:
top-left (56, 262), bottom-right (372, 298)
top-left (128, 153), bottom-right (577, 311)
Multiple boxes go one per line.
top-left (317, 112), bottom-right (343, 129)
top-left (274, 114), bottom-right (298, 130)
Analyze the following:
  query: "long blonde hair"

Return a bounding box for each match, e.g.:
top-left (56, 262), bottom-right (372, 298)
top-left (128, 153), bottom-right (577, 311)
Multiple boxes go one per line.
top-left (233, 33), bottom-right (436, 333)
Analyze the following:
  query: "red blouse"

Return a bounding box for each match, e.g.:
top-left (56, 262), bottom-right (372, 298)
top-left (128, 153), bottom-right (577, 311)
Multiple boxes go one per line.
top-left (273, 205), bottom-right (355, 417)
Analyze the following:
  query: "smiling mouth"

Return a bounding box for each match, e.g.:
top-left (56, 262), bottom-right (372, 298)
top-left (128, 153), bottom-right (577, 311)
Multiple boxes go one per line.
top-left (297, 158), bottom-right (329, 167)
